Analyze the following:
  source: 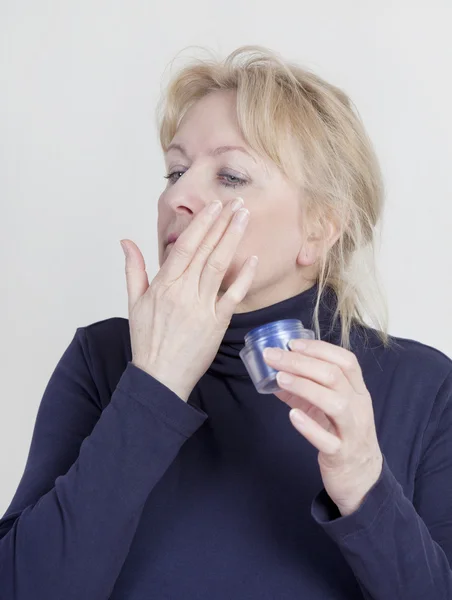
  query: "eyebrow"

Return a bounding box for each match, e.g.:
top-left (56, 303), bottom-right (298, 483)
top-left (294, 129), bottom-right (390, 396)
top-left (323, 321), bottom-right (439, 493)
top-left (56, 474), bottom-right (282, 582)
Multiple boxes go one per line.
top-left (166, 143), bottom-right (257, 163)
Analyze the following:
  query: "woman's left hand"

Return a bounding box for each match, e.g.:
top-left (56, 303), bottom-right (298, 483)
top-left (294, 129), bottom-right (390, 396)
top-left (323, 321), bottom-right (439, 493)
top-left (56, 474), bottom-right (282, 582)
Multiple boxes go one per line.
top-left (263, 339), bottom-right (383, 517)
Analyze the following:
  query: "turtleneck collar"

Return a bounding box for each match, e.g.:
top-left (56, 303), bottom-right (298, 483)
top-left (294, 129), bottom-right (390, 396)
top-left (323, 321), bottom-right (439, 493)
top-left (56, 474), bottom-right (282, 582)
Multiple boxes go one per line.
top-left (207, 282), bottom-right (340, 379)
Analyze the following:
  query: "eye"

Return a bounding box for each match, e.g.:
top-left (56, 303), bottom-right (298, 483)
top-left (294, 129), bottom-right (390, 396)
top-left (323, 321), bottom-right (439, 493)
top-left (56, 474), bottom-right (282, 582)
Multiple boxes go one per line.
top-left (219, 173), bottom-right (247, 188)
top-left (164, 171), bottom-right (184, 184)
top-left (163, 170), bottom-right (248, 188)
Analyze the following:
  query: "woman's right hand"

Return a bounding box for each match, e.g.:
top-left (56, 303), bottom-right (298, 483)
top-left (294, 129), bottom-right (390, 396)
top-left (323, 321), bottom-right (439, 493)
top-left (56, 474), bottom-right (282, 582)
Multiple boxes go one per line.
top-left (120, 197), bottom-right (258, 403)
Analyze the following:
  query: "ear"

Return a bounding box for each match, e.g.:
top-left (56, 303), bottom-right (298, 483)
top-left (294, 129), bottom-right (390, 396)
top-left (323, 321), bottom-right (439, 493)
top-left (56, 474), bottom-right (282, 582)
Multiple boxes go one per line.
top-left (297, 220), bottom-right (340, 267)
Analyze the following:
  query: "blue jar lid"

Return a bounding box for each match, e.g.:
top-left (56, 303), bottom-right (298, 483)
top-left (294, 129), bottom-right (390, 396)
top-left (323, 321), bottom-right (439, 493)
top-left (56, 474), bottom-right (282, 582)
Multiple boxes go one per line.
top-left (244, 318), bottom-right (305, 346)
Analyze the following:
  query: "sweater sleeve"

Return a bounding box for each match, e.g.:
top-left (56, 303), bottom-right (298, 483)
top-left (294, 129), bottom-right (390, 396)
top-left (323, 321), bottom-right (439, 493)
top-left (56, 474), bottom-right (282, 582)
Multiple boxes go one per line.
top-left (0, 327), bottom-right (208, 600)
top-left (310, 369), bottom-right (452, 600)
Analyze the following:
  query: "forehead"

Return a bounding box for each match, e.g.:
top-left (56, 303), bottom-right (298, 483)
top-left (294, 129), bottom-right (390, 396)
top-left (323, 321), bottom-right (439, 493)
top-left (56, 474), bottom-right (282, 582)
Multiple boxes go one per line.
top-left (170, 90), bottom-right (244, 148)
top-left (164, 90), bottom-right (272, 175)
top-left (181, 89), bottom-right (238, 123)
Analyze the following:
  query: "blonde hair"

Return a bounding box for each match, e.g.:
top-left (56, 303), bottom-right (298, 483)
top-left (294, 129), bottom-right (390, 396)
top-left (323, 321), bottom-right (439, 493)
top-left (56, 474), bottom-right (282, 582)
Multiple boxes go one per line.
top-left (156, 45), bottom-right (391, 350)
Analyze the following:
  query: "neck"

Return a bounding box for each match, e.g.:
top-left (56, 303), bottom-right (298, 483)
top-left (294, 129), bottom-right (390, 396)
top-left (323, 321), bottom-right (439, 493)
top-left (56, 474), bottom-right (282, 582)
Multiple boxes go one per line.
top-left (208, 281), bottom-right (340, 379)
top-left (219, 276), bottom-right (319, 315)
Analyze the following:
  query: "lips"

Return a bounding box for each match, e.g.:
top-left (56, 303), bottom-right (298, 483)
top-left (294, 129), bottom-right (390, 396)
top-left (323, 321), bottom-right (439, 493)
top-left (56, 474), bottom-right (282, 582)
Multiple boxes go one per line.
top-left (166, 232), bottom-right (179, 245)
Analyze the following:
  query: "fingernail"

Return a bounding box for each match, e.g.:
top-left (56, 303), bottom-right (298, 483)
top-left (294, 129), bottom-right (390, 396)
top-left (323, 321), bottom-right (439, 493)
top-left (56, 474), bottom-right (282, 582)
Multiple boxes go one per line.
top-left (232, 208), bottom-right (249, 228)
top-left (289, 339), bottom-right (306, 351)
top-left (264, 347), bottom-right (282, 360)
top-left (277, 372), bottom-right (294, 385)
top-left (249, 255), bottom-right (259, 268)
top-left (120, 240), bottom-right (128, 257)
top-left (290, 409), bottom-right (306, 426)
top-left (231, 197), bottom-right (244, 212)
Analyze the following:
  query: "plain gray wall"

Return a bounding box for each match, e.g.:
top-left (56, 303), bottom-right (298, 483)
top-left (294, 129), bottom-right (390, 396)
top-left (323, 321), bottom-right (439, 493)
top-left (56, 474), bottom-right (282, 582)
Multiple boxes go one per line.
top-left (1, 0), bottom-right (452, 513)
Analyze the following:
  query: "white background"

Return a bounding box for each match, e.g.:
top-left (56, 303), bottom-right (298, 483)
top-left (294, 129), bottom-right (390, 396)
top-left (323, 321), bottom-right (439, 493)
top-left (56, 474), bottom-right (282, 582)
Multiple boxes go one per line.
top-left (1, 0), bottom-right (451, 512)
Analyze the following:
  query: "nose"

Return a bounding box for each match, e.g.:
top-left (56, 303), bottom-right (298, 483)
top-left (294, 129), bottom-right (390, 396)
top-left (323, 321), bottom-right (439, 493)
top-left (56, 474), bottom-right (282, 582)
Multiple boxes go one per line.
top-left (168, 195), bottom-right (204, 217)
top-left (164, 174), bottom-right (212, 217)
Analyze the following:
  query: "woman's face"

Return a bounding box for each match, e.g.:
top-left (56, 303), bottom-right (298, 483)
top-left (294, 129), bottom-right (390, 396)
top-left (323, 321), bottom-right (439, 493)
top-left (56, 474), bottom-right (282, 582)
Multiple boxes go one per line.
top-left (157, 89), bottom-right (323, 312)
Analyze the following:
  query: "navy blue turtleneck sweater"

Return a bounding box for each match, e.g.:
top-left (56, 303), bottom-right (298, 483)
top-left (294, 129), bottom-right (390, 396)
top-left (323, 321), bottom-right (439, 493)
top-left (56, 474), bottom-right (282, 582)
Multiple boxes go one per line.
top-left (1, 284), bottom-right (452, 599)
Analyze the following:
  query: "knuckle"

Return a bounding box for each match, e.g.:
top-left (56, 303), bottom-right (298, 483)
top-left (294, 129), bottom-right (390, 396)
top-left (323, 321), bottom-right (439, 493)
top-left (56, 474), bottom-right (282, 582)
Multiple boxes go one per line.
top-left (331, 440), bottom-right (342, 455)
top-left (206, 254), bottom-right (228, 274)
top-left (197, 240), bottom-right (215, 254)
top-left (331, 395), bottom-right (347, 415)
top-left (287, 351), bottom-right (301, 369)
top-left (293, 377), bottom-right (308, 399)
top-left (344, 352), bottom-right (358, 371)
top-left (172, 241), bottom-right (191, 260)
top-left (325, 364), bottom-right (341, 385)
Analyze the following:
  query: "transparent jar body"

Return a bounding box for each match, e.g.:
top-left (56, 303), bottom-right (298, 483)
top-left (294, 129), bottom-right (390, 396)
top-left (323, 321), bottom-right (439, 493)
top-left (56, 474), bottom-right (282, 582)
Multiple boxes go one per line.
top-left (239, 319), bottom-right (316, 394)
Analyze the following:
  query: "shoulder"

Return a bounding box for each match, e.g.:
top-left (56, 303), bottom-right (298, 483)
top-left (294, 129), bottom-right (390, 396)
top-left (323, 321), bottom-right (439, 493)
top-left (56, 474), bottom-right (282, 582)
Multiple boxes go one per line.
top-left (79, 316), bottom-right (130, 348)
top-left (350, 328), bottom-right (452, 456)
top-left (75, 317), bottom-right (132, 408)
top-left (351, 325), bottom-right (452, 391)
top-left (387, 333), bottom-right (451, 374)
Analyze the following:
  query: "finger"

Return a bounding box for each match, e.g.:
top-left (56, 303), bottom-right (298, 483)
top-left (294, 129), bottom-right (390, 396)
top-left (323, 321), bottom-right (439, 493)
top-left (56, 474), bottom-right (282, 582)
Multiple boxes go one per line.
top-left (198, 206), bottom-right (250, 300)
top-left (277, 374), bottom-right (352, 432)
top-left (215, 254), bottom-right (259, 321)
top-left (272, 388), bottom-right (335, 433)
top-left (263, 347), bottom-right (350, 393)
top-left (190, 197), bottom-right (245, 284)
top-left (289, 408), bottom-right (341, 454)
top-left (121, 239), bottom-right (149, 310)
top-left (157, 199), bottom-right (224, 282)
top-left (289, 339), bottom-right (366, 395)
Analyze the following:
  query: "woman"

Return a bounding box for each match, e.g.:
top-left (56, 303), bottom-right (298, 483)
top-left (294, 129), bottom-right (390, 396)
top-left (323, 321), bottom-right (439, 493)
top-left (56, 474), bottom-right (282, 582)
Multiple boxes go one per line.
top-left (1, 45), bottom-right (451, 599)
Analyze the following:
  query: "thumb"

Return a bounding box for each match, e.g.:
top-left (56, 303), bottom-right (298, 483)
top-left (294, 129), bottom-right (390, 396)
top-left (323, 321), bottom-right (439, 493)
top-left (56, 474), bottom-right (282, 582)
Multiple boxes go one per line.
top-left (120, 239), bottom-right (149, 310)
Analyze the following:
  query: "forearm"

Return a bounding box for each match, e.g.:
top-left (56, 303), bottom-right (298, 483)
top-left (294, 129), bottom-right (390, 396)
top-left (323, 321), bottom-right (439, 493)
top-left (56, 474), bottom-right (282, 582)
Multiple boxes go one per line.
top-left (0, 363), bottom-right (207, 600)
top-left (311, 456), bottom-right (452, 599)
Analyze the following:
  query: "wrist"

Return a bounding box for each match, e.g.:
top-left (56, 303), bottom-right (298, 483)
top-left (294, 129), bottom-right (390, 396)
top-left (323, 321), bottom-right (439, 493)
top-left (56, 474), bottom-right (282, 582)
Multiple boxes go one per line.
top-left (132, 360), bottom-right (191, 403)
top-left (336, 455), bottom-right (384, 517)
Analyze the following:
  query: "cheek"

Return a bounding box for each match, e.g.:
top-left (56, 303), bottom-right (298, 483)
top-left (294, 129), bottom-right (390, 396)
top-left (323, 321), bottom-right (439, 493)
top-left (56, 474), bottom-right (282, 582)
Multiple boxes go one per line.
top-left (157, 202), bottom-right (170, 238)
top-left (224, 205), bottom-right (300, 282)
top-left (220, 211), bottom-right (267, 271)
top-left (239, 206), bottom-right (297, 254)
top-left (157, 210), bottom-right (171, 266)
